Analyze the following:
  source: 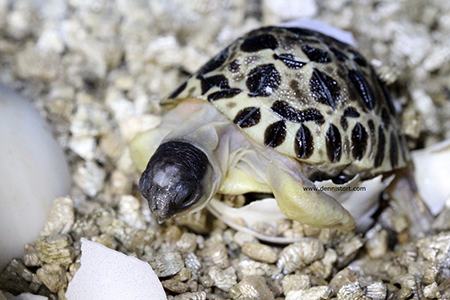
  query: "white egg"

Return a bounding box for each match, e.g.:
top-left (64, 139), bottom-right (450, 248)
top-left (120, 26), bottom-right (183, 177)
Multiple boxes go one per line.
top-left (0, 86), bottom-right (70, 270)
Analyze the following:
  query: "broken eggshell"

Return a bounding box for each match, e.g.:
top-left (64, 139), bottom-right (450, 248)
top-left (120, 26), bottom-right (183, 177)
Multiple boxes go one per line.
top-left (411, 138), bottom-right (450, 215)
top-left (65, 239), bottom-right (166, 300)
top-left (208, 175), bottom-right (393, 244)
top-left (280, 18), bottom-right (356, 46)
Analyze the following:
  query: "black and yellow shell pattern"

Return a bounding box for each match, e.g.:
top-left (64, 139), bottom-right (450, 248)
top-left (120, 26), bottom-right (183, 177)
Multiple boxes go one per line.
top-left (163, 26), bottom-right (409, 180)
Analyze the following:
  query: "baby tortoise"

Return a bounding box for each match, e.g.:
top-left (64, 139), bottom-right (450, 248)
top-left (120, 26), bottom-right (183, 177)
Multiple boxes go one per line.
top-left (137, 26), bottom-right (409, 230)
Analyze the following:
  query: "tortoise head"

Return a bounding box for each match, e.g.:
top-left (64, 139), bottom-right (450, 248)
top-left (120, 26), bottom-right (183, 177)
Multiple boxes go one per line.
top-left (139, 140), bottom-right (214, 222)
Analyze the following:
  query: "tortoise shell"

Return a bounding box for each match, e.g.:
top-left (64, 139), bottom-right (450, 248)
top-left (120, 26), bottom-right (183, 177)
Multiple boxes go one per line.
top-left (162, 26), bottom-right (409, 181)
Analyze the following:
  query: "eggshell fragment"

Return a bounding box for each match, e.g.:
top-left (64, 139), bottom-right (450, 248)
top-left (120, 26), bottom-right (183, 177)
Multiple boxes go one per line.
top-left (208, 198), bottom-right (298, 243)
top-left (318, 175), bottom-right (394, 231)
top-left (65, 239), bottom-right (166, 300)
top-left (280, 18), bottom-right (356, 46)
top-left (209, 175), bottom-right (392, 243)
top-left (412, 139), bottom-right (450, 215)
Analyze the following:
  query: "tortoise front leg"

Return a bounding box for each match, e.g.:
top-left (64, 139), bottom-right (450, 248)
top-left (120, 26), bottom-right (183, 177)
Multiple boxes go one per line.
top-left (266, 162), bottom-right (356, 230)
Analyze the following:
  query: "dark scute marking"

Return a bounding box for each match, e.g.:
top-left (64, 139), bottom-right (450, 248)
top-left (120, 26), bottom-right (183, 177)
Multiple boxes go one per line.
top-left (302, 108), bottom-right (325, 125)
top-left (390, 131), bottom-right (399, 168)
top-left (326, 124), bottom-right (342, 162)
top-left (340, 107), bottom-right (360, 131)
top-left (351, 122), bottom-right (368, 160)
top-left (378, 78), bottom-right (396, 116)
top-left (295, 124), bottom-right (314, 159)
top-left (381, 108), bottom-right (391, 128)
top-left (227, 102), bottom-right (237, 109)
top-left (271, 100), bottom-right (300, 122)
top-left (271, 101), bottom-right (324, 124)
top-left (332, 173), bottom-right (356, 185)
top-left (285, 35), bottom-right (320, 45)
top-left (283, 26), bottom-right (350, 50)
top-left (398, 132), bottom-right (408, 163)
top-left (330, 47), bottom-right (348, 61)
top-left (206, 75), bottom-right (230, 89)
top-left (168, 81), bottom-right (187, 99)
top-left (199, 74), bottom-right (230, 95)
top-left (308, 171), bottom-right (329, 182)
top-left (348, 69), bottom-right (375, 110)
top-left (301, 45), bottom-right (332, 63)
top-left (283, 27), bottom-right (316, 37)
top-left (233, 107), bottom-right (261, 128)
top-left (340, 116), bottom-right (348, 131)
top-left (199, 76), bottom-right (209, 95)
top-left (310, 68), bottom-right (340, 110)
top-left (241, 34), bottom-right (279, 52)
top-left (343, 107), bottom-right (360, 118)
top-left (264, 120), bottom-right (286, 148)
top-left (374, 126), bottom-right (386, 168)
top-left (274, 53), bottom-right (306, 69)
top-left (348, 49), bottom-right (368, 67)
top-left (246, 64), bottom-right (281, 97)
top-left (290, 80), bottom-right (299, 90)
top-left (290, 80), bottom-right (305, 100)
top-left (228, 60), bottom-right (240, 73)
top-left (207, 89), bottom-right (242, 101)
top-left (354, 56), bottom-right (367, 67)
top-left (198, 47), bottom-right (229, 75)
